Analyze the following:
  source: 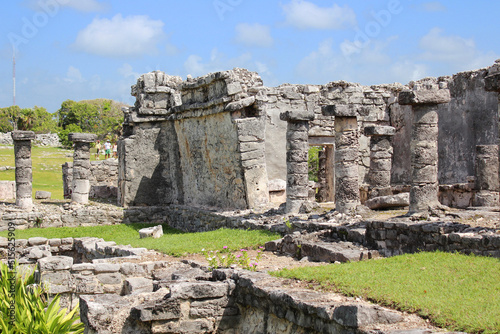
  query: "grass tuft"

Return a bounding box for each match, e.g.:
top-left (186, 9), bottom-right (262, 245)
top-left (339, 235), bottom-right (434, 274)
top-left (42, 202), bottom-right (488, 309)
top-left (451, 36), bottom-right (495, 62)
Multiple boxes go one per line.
top-left (272, 251), bottom-right (500, 333)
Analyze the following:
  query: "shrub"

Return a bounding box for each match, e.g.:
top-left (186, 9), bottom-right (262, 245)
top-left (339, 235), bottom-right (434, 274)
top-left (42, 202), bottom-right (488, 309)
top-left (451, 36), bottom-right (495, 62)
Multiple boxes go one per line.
top-left (0, 262), bottom-right (84, 334)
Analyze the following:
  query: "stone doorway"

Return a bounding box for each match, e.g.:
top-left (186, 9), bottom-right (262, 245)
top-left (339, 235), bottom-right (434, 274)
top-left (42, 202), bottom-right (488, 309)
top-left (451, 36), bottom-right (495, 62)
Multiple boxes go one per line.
top-left (308, 137), bottom-right (335, 203)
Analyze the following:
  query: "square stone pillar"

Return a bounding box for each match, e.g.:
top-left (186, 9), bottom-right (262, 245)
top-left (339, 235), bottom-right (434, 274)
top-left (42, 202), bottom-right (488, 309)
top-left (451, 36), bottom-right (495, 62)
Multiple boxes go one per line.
top-left (280, 110), bottom-right (314, 214)
top-left (11, 131), bottom-right (36, 209)
top-left (323, 105), bottom-right (360, 213)
top-left (316, 147), bottom-right (334, 202)
top-left (398, 87), bottom-right (450, 214)
top-left (364, 126), bottom-right (396, 198)
top-left (474, 145), bottom-right (499, 207)
top-left (69, 133), bottom-right (97, 204)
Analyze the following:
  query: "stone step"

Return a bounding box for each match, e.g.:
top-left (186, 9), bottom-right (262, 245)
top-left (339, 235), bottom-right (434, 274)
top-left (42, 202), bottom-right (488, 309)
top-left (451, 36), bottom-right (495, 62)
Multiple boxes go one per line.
top-left (265, 231), bottom-right (379, 263)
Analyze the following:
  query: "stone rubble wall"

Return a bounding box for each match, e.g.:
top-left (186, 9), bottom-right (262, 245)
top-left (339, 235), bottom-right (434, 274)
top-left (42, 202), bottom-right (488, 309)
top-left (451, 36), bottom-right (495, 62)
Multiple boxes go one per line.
top-left (365, 220), bottom-right (500, 258)
top-left (0, 204), bottom-right (124, 231)
top-left (262, 82), bottom-right (402, 186)
top-left (0, 132), bottom-right (60, 147)
top-left (120, 69), bottom-right (268, 209)
top-left (62, 159), bottom-right (118, 200)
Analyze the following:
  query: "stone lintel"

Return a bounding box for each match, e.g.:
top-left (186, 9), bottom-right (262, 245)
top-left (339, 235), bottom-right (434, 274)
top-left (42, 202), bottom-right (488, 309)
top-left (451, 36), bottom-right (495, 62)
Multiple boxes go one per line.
top-left (322, 104), bottom-right (358, 117)
top-left (280, 110), bottom-right (314, 122)
top-left (11, 131), bottom-right (35, 141)
top-left (485, 73), bottom-right (500, 92)
top-left (68, 133), bottom-right (98, 143)
top-left (398, 89), bottom-right (451, 105)
top-left (364, 126), bottom-right (396, 137)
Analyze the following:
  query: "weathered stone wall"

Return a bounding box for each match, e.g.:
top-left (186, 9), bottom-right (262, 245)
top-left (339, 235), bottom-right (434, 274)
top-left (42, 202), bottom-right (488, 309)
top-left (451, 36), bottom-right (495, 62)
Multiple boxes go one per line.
top-left (261, 83), bottom-right (401, 187)
top-left (365, 220), bottom-right (500, 257)
top-left (0, 132), bottom-right (60, 146)
top-left (391, 70), bottom-right (499, 185)
top-left (120, 69), bottom-right (269, 209)
top-left (0, 204), bottom-right (124, 231)
top-left (62, 159), bottom-right (118, 200)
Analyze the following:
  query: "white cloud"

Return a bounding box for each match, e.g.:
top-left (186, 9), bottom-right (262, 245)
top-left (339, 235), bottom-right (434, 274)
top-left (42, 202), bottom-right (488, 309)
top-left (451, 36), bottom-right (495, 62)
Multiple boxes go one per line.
top-left (234, 23), bottom-right (273, 48)
top-left (419, 28), bottom-right (475, 63)
top-left (117, 63), bottom-right (140, 80)
top-left (27, 0), bottom-right (108, 13)
top-left (282, 0), bottom-right (356, 30)
top-left (64, 66), bottom-right (84, 83)
top-left (73, 14), bottom-right (165, 57)
top-left (419, 28), bottom-right (498, 71)
top-left (421, 2), bottom-right (446, 12)
top-left (184, 49), bottom-right (252, 77)
top-left (183, 49), bottom-right (278, 86)
top-left (296, 37), bottom-right (426, 85)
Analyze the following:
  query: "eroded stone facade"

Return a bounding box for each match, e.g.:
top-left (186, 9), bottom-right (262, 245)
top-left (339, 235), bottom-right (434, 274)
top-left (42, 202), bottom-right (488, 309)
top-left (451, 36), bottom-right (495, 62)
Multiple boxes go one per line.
top-left (119, 63), bottom-right (500, 212)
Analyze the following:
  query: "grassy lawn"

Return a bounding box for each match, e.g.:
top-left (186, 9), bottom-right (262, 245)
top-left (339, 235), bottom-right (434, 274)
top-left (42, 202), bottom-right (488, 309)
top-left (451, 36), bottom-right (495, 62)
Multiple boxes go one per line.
top-left (0, 224), bottom-right (279, 256)
top-left (272, 251), bottom-right (500, 334)
top-left (0, 145), bottom-right (107, 200)
top-left (0, 146), bottom-right (73, 200)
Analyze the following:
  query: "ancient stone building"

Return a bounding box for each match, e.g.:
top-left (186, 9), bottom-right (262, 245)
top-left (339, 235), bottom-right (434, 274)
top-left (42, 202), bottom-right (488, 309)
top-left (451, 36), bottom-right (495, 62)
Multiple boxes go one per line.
top-left (119, 63), bottom-right (500, 211)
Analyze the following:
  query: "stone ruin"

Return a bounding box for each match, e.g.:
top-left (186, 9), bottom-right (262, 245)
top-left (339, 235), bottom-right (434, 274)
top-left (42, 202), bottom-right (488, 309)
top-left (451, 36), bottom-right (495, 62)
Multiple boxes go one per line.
top-left (119, 62), bottom-right (500, 215)
top-left (2, 61), bottom-right (500, 334)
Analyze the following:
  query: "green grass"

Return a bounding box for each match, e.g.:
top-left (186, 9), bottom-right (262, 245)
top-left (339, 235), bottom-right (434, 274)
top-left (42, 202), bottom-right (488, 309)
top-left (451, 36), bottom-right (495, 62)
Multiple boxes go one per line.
top-left (0, 145), bottom-right (107, 200)
top-left (272, 252), bottom-right (500, 333)
top-left (0, 224), bottom-right (279, 257)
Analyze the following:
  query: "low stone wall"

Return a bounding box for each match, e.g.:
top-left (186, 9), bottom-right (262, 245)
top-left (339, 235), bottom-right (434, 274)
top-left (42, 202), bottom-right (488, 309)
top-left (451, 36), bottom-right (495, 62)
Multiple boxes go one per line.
top-left (0, 132), bottom-right (60, 146)
top-left (62, 159), bottom-right (119, 200)
top-left (77, 265), bottom-right (407, 334)
top-left (365, 220), bottom-right (500, 257)
top-left (0, 204), bottom-right (124, 231)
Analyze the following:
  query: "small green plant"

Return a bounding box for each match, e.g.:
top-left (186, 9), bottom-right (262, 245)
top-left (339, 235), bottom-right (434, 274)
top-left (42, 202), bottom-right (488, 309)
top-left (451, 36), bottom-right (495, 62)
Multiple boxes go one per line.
top-left (0, 262), bottom-right (84, 334)
top-left (202, 246), bottom-right (264, 271)
top-left (34, 217), bottom-right (43, 228)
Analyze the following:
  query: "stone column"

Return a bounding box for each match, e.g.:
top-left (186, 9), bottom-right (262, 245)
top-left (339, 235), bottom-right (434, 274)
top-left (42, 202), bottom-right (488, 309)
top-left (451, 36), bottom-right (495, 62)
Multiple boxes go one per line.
top-left (280, 110), bottom-right (314, 214)
top-left (323, 105), bottom-right (360, 213)
top-left (474, 145), bottom-right (499, 206)
top-left (316, 146), bottom-right (335, 203)
top-left (11, 131), bottom-right (36, 209)
top-left (69, 133), bottom-right (97, 204)
top-left (484, 60), bottom-right (500, 193)
top-left (364, 126), bottom-right (396, 198)
top-left (398, 88), bottom-right (450, 214)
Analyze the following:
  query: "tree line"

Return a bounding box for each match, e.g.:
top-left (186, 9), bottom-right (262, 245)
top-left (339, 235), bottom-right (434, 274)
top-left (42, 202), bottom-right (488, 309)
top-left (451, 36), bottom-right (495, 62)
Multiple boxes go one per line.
top-left (0, 99), bottom-right (126, 147)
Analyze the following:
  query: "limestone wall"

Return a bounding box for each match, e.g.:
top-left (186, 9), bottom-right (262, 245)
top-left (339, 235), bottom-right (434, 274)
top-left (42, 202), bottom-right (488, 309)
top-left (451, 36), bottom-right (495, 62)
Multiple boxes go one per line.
top-left (0, 132), bottom-right (60, 147)
top-left (365, 221), bottom-right (499, 257)
top-left (261, 82), bottom-right (402, 186)
top-left (119, 69), bottom-right (269, 209)
top-left (391, 71), bottom-right (499, 185)
top-left (119, 64), bottom-right (499, 210)
top-left (62, 159), bottom-right (118, 200)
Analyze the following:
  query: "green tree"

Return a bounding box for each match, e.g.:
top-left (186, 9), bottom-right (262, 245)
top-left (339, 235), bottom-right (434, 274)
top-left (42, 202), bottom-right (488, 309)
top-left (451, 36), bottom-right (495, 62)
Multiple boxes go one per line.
top-left (57, 124), bottom-right (82, 148)
top-left (0, 106), bottom-right (21, 132)
top-left (31, 106), bottom-right (58, 133)
top-left (56, 99), bottom-right (125, 140)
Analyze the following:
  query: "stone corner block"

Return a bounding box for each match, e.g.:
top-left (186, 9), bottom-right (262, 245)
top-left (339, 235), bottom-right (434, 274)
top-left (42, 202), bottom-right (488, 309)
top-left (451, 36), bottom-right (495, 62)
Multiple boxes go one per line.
top-left (139, 225), bottom-right (163, 239)
top-left (364, 125), bottom-right (396, 137)
top-left (68, 133), bottom-right (98, 143)
top-left (38, 256), bottom-right (74, 271)
top-left (322, 104), bottom-right (358, 117)
top-left (485, 73), bottom-right (500, 92)
top-left (398, 89), bottom-right (451, 105)
top-left (11, 131), bottom-right (35, 141)
top-left (279, 110), bottom-right (314, 122)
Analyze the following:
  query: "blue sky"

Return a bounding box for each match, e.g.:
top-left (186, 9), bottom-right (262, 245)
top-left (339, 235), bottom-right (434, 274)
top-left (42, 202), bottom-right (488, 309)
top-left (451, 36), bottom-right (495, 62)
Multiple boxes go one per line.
top-left (1, 0), bottom-right (499, 113)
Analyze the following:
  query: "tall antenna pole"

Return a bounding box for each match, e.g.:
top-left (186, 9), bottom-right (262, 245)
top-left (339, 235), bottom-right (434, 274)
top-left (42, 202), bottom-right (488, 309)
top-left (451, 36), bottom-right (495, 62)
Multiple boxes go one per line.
top-left (13, 48), bottom-right (16, 106)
